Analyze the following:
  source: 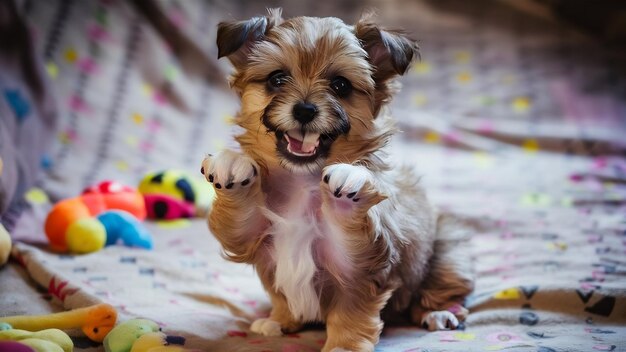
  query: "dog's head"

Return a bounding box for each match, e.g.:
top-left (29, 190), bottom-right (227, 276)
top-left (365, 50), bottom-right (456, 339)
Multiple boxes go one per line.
top-left (217, 9), bottom-right (418, 174)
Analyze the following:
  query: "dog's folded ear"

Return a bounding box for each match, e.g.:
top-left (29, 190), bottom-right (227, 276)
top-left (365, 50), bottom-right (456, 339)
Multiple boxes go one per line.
top-left (217, 8), bottom-right (283, 70)
top-left (355, 14), bottom-right (419, 82)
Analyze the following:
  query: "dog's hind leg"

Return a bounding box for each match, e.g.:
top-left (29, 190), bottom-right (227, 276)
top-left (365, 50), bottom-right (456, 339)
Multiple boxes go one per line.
top-left (250, 290), bottom-right (304, 336)
top-left (411, 215), bottom-right (474, 330)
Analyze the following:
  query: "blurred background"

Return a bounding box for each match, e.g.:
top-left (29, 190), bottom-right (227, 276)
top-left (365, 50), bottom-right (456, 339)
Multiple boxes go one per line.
top-left (1, 1), bottom-right (625, 351)
top-left (2, 0), bottom-right (625, 212)
top-left (2, 0), bottom-right (625, 210)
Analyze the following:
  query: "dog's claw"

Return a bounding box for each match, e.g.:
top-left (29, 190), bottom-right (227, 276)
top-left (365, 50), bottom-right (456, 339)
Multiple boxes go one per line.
top-left (322, 164), bottom-right (380, 209)
top-left (201, 150), bottom-right (259, 192)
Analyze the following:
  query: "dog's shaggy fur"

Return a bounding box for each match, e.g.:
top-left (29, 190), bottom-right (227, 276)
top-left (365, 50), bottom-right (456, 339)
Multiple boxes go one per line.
top-left (202, 9), bottom-right (474, 352)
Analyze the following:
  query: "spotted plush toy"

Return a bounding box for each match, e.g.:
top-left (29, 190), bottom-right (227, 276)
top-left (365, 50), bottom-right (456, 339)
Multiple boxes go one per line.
top-left (139, 170), bottom-right (214, 220)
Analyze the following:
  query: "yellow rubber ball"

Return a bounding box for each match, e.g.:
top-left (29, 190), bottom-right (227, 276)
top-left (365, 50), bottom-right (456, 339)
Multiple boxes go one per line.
top-left (66, 218), bottom-right (106, 254)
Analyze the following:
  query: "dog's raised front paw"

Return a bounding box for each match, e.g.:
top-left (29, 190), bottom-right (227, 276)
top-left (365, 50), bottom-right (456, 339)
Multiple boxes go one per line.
top-left (323, 164), bottom-right (371, 202)
top-left (421, 311), bottom-right (459, 331)
top-left (250, 318), bottom-right (283, 337)
top-left (321, 164), bottom-right (385, 210)
top-left (201, 150), bottom-right (258, 191)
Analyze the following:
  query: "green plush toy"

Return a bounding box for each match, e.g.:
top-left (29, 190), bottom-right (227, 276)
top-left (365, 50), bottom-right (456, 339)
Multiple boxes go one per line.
top-left (103, 319), bottom-right (160, 352)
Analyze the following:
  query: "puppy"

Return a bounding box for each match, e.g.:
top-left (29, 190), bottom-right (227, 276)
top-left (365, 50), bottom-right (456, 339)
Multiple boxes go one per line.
top-left (202, 9), bottom-right (474, 352)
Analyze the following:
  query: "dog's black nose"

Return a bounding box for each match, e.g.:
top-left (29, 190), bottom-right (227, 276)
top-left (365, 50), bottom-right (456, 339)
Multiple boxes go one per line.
top-left (292, 102), bottom-right (318, 124)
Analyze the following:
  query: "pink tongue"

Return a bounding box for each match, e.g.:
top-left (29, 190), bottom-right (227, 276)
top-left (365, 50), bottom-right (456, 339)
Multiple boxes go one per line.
top-left (288, 135), bottom-right (316, 153)
top-left (289, 136), bottom-right (305, 152)
top-left (286, 130), bottom-right (320, 154)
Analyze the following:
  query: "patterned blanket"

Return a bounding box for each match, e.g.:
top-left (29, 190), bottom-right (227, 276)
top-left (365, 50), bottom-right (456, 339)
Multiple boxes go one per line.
top-left (3, 0), bottom-right (626, 351)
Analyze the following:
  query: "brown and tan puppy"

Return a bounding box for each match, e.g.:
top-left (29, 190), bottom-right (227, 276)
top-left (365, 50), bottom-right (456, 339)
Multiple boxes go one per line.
top-left (202, 9), bottom-right (474, 352)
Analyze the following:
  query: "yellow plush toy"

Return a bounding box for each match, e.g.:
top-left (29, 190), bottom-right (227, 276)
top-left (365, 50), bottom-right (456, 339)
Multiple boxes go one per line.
top-left (0, 222), bottom-right (10, 266)
top-left (130, 332), bottom-right (198, 352)
top-left (0, 303), bottom-right (117, 343)
top-left (103, 319), bottom-right (199, 352)
top-left (0, 156), bottom-right (11, 266)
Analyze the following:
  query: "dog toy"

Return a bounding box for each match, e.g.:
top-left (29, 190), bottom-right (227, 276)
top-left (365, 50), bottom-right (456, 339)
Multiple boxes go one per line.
top-left (0, 303), bottom-right (117, 343)
top-left (103, 319), bottom-right (159, 352)
top-left (139, 170), bottom-right (215, 220)
top-left (0, 326), bottom-right (73, 352)
top-left (0, 223), bottom-right (10, 266)
top-left (44, 181), bottom-right (151, 253)
top-left (0, 341), bottom-right (37, 352)
top-left (99, 210), bottom-right (152, 248)
top-left (130, 332), bottom-right (197, 352)
top-left (104, 319), bottom-right (196, 352)
top-left (0, 155), bottom-right (10, 266)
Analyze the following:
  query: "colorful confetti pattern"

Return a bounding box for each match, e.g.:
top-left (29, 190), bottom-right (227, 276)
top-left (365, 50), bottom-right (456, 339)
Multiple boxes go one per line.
top-left (6, 0), bottom-right (626, 351)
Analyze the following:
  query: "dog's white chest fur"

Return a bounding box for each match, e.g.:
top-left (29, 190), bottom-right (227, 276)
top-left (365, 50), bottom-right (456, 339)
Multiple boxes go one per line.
top-left (264, 173), bottom-right (349, 322)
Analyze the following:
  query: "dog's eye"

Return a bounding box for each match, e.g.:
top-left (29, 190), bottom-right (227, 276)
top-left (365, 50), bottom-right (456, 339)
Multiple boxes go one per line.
top-left (330, 76), bottom-right (352, 98)
top-left (268, 70), bottom-right (288, 89)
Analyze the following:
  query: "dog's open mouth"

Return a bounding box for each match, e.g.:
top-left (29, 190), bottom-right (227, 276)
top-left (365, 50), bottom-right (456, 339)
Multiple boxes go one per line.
top-left (274, 129), bottom-right (336, 164)
top-left (262, 103), bottom-right (350, 166)
top-left (284, 129), bottom-right (320, 157)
